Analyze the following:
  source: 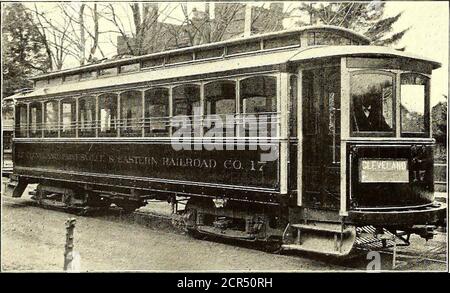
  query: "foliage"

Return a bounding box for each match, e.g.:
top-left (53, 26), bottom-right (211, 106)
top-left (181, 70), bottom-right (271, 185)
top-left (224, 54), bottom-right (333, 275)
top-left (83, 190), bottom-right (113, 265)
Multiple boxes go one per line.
top-left (432, 98), bottom-right (447, 145)
top-left (295, 2), bottom-right (408, 46)
top-left (2, 3), bottom-right (50, 98)
top-left (1, 2), bottom-right (411, 77)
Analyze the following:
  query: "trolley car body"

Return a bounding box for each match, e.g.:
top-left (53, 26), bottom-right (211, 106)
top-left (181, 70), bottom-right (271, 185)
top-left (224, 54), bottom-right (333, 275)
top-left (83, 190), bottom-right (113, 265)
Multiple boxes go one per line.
top-left (2, 97), bottom-right (14, 176)
top-left (6, 25), bottom-right (446, 256)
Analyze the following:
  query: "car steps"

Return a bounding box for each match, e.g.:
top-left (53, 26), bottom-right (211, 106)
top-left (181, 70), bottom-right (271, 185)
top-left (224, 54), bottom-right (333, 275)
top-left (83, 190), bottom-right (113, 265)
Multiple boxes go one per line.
top-left (281, 222), bottom-right (357, 257)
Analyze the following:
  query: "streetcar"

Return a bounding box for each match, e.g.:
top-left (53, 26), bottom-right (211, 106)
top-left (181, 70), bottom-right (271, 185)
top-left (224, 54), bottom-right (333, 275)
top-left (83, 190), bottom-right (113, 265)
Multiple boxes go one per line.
top-left (4, 25), bottom-right (446, 256)
top-left (1, 97), bottom-right (15, 177)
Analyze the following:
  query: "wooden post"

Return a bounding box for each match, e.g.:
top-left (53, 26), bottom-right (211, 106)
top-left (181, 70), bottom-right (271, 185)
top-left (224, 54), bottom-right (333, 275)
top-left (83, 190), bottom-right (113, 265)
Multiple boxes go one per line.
top-left (64, 218), bottom-right (76, 271)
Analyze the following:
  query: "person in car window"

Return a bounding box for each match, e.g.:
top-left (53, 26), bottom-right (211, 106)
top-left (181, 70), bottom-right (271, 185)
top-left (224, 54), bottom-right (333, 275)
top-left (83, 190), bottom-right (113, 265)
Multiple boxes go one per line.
top-left (353, 93), bottom-right (391, 132)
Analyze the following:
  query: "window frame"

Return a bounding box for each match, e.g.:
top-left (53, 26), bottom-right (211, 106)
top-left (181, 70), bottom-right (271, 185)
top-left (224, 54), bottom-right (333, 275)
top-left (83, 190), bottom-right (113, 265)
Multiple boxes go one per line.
top-left (60, 97), bottom-right (77, 137)
top-left (15, 103), bottom-right (28, 138)
top-left (239, 75), bottom-right (278, 138)
top-left (19, 72), bottom-right (283, 140)
top-left (119, 90), bottom-right (143, 137)
top-left (239, 75), bottom-right (278, 114)
top-left (44, 99), bottom-right (60, 138)
top-left (144, 87), bottom-right (170, 137)
top-left (399, 72), bottom-right (431, 138)
top-left (172, 84), bottom-right (201, 117)
top-left (78, 95), bottom-right (97, 137)
top-left (171, 83), bottom-right (201, 136)
top-left (349, 70), bottom-right (397, 138)
top-left (97, 93), bottom-right (119, 137)
top-left (203, 79), bottom-right (237, 137)
top-left (204, 79), bottom-right (237, 116)
top-left (29, 101), bottom-right (43, 138)
top-left (289, 74), bottom-right (298, 138)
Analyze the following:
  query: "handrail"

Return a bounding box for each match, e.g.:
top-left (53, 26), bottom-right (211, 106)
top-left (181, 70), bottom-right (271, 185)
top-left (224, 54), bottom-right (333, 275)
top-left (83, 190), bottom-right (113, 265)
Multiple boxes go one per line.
top-left (14, 112), bottom-right (281, 138)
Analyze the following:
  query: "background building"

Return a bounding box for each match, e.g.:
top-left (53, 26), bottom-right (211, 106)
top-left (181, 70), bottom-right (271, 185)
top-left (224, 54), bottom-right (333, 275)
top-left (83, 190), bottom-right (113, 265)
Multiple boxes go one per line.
top-left (116, 3), bottom-right (285, 56)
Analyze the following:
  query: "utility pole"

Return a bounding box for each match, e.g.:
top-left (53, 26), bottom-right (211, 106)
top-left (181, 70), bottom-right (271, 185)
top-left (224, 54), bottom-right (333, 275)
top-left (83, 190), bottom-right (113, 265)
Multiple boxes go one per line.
top-left (244, 4), bottom-right (253, 37)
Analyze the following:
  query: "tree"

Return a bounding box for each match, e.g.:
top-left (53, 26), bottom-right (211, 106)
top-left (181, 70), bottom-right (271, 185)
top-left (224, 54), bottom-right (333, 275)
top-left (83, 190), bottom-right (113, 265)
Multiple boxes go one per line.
top-left (164, 2), bottom-right (407, 50)
top-left (167, 3), bottom-right (284, 47)
top-left (105, 3), bottom-right (290, 56)
top-left (29, 2), bottom-right (104, 69)
top-left (2, 3), bottom-right (50, 98)
top-left (432, 97), bottom-right (447, 145)
top-left (295, 2), bottom-right (408, 47)
top-left (102, 2), bottom-right (175, 56)
top-left (193, 3), bottom-right (243, 43)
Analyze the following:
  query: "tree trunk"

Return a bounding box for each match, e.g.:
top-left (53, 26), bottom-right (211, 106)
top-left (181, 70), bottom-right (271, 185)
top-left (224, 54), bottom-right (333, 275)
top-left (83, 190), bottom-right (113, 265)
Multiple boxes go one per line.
top-left (79, 4), bottom-right (86, 65)
top-left (88, 3), bottom-right (99, 62)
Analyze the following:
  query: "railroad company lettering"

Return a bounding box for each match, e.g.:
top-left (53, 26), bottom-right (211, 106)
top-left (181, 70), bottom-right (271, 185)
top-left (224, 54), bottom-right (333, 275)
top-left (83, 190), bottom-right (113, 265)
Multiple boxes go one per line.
top-left (108, 155), bottom-right (158, 166)
top-left (162, 157), bottom-right (217, 169)
top-left (17, 152), bottom-right (105, 162)
top-left (14, 142), bottom-right (278, 190)
top-left (18, 151), bottom-right (220, 169)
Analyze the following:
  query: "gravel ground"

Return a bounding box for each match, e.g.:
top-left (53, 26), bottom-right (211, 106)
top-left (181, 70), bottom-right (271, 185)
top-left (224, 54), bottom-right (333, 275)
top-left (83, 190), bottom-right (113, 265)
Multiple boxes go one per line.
top-left (1, 190), bottom-right (447, 272)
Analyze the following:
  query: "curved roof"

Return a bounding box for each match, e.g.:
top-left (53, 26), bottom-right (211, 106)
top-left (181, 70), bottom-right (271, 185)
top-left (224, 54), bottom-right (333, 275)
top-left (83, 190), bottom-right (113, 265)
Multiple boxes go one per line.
top-left (29, 25), bottom-right (370, 81)
top-left (18, 49), bottom-right (298, 99)
top-left (15, 45), bottom-right (440, 100)
top-left (225, 24), bottom-right (371, 45)
top-left (289, 45), bottom-right (441, 69)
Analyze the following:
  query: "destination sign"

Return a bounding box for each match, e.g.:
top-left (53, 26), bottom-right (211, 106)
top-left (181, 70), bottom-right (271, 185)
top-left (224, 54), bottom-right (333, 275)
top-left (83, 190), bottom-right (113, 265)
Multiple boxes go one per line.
top-left (359, 159), bottom-right (409, 183)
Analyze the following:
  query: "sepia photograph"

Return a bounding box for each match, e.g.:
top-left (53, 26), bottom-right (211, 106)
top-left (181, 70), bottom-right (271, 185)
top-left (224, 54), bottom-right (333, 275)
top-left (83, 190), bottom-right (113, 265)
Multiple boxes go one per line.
top-left (1, 0), bottom-right (448, 276)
